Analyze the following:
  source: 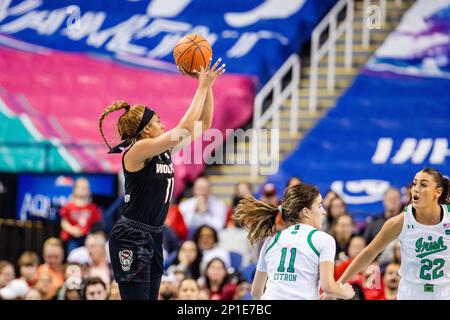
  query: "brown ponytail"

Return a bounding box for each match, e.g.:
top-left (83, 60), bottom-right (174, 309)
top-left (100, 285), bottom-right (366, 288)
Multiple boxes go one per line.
top-left (234, 183), bottom-right (320, 245)
top-left (98, 101), bottom-right (130, 149)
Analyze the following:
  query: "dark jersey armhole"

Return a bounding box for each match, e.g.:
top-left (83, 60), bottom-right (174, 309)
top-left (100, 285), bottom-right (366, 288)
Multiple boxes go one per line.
top-left (122, 149), bottom-right (154, 175)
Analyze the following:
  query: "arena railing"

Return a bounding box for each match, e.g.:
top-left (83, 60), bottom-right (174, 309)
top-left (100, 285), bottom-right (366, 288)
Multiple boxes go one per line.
top-left (309, 0), bottom-right (406, 112)
top-left (308, 0), bottom-right (354, 113)
top-left (250, 53), bottom-right (300, 179)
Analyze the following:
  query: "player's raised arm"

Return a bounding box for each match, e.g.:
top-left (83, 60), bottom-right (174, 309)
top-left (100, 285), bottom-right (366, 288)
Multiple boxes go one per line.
top-left (338, 213), bottom-right (404, 284)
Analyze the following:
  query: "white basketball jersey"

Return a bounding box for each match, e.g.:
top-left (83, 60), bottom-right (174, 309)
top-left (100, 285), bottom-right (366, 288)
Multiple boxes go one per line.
top-left (256, 224), bottom-right (335, 300)
top-left (398, 204), bottom-right (450, 287)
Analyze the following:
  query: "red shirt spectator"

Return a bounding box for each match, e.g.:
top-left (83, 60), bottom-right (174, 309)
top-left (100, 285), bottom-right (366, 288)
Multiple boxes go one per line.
top-left (60, 202), bottom-right (101, 242)
top-left (165, 204), bottom-right (188, 241)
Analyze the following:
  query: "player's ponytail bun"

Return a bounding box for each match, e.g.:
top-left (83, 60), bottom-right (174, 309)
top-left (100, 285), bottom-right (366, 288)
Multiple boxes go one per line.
top-left (234, 196), bottom-right (279, 246)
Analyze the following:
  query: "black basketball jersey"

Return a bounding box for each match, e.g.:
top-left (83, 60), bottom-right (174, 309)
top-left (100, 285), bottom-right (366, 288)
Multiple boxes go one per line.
top-left (121, 150), bottom-right (174, 226)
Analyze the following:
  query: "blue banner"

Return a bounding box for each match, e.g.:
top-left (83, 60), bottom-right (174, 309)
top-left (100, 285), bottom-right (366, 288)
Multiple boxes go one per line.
top-left (266, 72), bottom-right (450, 220)
top-left (264, 1), bottom-right (450, 220)
top-left (0, 0), bottom-right (335, 85)
top-left (16, 173), bottom-right (116, 221)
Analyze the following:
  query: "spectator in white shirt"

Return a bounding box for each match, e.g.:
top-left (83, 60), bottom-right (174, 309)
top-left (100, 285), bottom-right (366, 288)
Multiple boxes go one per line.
top-left (179, 177), bottom-right (227, 233)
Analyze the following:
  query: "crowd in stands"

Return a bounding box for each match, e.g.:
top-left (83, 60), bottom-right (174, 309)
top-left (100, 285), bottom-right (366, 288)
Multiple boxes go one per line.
top-left (0, 175), bottom-right (408, 300)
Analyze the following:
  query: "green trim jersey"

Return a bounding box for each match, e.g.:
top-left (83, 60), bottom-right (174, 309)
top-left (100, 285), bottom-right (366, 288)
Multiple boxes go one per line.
top-left (398, 204), bottom-right (450, 288)
top-left (256, 224), bottom-right (335, 300)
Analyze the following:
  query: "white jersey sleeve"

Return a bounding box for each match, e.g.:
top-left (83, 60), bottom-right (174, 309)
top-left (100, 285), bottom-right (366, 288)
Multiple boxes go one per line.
top-left (256, 236), bottom-right (273, 272)
top-left (314, 231), bottom-right (336, 263)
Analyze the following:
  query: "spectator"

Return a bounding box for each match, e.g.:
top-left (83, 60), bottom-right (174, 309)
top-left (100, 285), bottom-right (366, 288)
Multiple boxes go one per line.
top-left (108, 280), bottom-right (121, 300)
top-left (84, 277), bottom-right (108, 300)
top-left (84, 233), bottom-right (112, 288)
top-left (334, 235), bottom-right (367, 300)
top-left (35, 237), bottom-right (65, 298)
top-left (159, 273), bottom-right (178, 300)
top-left (260, 183), bottom-right (285, 230)
top-left (17, 251), bottom-right (40, 287)
top-left (260, 183), bottom-right (279, 206)
top-left (379, 263), bottom-right (400, 300)
top-left (379, 240), bottom-right (402, 270)
top-left (165, 204), bottom-right (188, 241)
top-left (34, 271), bottom-right (53, 300)
top-left (322, 196), bottom-right (347, 233)
top-left (67, 231), bottom-right (110, 266)
top-left (218, 221), bottom-right (256, 268)
top-left (193, 225), bottom-right (231, 270)
top-left (167, 240), bottom-right (202, 280)
top-left (0, 260), bottom-right (15, 289)
top-left (323, 190), bottom-right (339, 211)
top-left (24, 288), bottom-right (42, 300)
top-left (56, 263), bottom-right (84, 300)
top-left (177, 278), bottom-right (200, 300)
top-left (198, 258), bottom-right (237, 300)
top-left (364, 187), bottom-right (402, 244)
top-left (285, 176), bottom-right (302, 188)
top-left (59, 276), bottom-right (83, 300)
top-left (225, 182), bottom-right (254, 227)
top-left (59, 177), bottom-right (102, 254)
top-left (179, 177), bottom-right (227, 233)
top-left (331, 214), bottom-right (355, 262)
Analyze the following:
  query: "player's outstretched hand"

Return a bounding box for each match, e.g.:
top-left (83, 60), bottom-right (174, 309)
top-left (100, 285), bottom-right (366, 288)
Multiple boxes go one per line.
top-left (179, 57), bottom-right (225, 88)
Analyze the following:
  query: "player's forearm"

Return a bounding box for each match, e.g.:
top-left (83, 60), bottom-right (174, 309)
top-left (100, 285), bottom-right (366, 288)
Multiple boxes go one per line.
top-left (339, 248), bottom-right (377, 284)
top-left (178, 84), bottom-right (209, 133)
top-left (200, 88), bottom-right (214, 132)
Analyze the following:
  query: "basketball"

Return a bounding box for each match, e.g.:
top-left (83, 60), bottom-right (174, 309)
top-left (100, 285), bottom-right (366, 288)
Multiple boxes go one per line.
top-left (173, 34), bottom-right (212, 74)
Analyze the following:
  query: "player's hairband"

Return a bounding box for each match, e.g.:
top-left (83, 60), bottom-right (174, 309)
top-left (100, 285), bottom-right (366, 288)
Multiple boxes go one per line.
top-left (278, 205), bottom-right (287, 221)
top-left (108, 106), bottom-right (155, 154)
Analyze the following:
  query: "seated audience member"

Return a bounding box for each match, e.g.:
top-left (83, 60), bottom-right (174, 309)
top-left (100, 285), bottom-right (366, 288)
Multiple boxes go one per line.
top-left (198, 258), bottom-right (237, 300)
top-left (364, 187), bottom-right (402, 243)
top-left (331, 214), bottom-right (355, 262)
top-left (0, 260), bottom-right (15, 289)
top-left (34, 271), bottom-right (54, 300)
top-left (218, 222), bottom-right (256, 269)
top-left (56, 263), bottom-right (84, 300)
top-left (334, 235), bottom-right (367, 300)
top-left (35, 238), bottom-right (65, 298)
top-left (322, 196), bottom-right (348, 233)
top-left (84, 233), bottom-right (112, 288)
top-left (17, 251), bottom-right (40, 287)
top-left (378, 263), bottom-right (400, 300)
top-left (179, 177), bottom-right (227, 233)
top-left (67, 231), bottom-right (110, 266)
top-left (84, 277), bottom-right (108, 300)
top-left (167, 240), bottom-right (202, 280)
top-left (323, 190), bottom-right (339, 210)
top-left (159, 273), bottom-right (178, 300)
top-left (225, 182), bottom-right (254, 227)
top-left (59, 177), bottom-right (102, 254)
top-left (177, 278), bottom-right (201, 300)
top-left (285, 176), bottom-right (302, 188)
top-left (194, 225), bottom-right (230, 270)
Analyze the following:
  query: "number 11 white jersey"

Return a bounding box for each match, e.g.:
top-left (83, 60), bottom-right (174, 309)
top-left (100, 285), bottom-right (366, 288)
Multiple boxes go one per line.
top-left (256, 223), bottom-right (336, 300)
